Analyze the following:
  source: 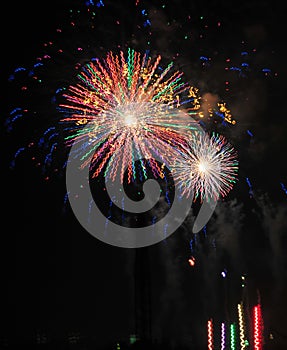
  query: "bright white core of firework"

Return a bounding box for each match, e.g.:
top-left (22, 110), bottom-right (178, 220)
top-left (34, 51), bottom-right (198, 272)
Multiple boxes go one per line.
top-left (198, 161), bottom-right (209, 174)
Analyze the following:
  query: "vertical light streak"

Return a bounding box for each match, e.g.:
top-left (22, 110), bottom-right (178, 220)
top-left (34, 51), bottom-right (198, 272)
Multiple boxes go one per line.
top-left (237, 302), bottom-right (246, 349)
top-left (230, 323), bottom-right (236, 350)
top-left (221, 322), bottom-right (226, 350)
top-left (207, 319), bottom-right (214, 350)
top-left (253, 304), bottom-right (263, 350)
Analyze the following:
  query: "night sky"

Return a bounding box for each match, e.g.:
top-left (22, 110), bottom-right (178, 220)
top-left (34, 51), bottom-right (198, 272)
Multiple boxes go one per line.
top-left (2, 0), bottom-right (287, 349)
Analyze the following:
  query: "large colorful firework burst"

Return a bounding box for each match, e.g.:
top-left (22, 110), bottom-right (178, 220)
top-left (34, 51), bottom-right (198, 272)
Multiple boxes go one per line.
top-left (58, 48), bottom-right (201, 183)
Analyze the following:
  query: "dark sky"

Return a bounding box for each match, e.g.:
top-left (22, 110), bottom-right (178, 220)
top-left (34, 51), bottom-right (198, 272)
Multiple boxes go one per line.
top-left (2, 0), bottom-right (287, 349)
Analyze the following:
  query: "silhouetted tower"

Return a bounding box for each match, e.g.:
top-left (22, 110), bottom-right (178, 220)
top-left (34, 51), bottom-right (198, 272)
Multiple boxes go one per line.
top-left (134, 247), bottom-right (152, 342)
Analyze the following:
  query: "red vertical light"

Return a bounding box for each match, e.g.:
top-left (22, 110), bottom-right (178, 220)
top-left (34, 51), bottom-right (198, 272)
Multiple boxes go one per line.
top-left (207, 319), bottom-right (214, 350)
top-left (253, 304), bottom-right (263, 350)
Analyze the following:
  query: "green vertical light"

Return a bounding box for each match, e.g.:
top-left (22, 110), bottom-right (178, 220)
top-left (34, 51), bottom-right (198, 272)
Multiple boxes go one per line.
top-left (230, 323), bottom-right (236, 350)
top-left (127, 47), bottom-right (134, 89)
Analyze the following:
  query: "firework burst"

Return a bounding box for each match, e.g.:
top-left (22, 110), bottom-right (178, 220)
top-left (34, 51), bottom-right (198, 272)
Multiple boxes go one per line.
top-left (58, 48), bottom-right (200, 182)
top-left (172, 131), bottom-right (239, 201)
